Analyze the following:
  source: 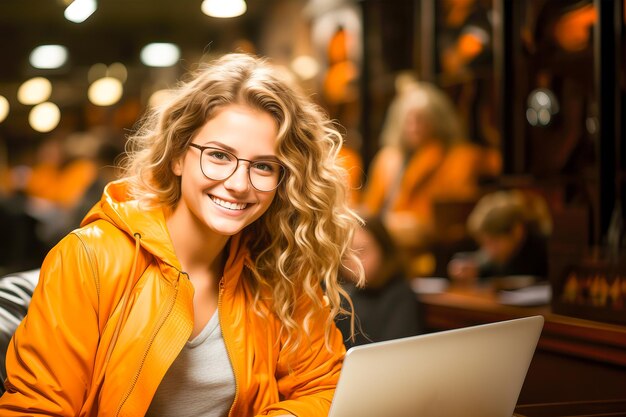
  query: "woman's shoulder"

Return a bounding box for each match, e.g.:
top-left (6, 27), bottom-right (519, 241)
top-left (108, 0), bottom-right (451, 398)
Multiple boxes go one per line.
top-left (369, 146), bottom-right (405, 173)
top-left (375, 145), bottom-right (404, 160)
top-left (71, 219), bottom-right (137, 252)
top-left (67, 220), bottom-right (149, 287)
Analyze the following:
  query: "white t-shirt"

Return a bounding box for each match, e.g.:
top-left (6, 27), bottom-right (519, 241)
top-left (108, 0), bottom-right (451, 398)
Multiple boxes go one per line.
top-left (146, 310), bottom-right (236, 417)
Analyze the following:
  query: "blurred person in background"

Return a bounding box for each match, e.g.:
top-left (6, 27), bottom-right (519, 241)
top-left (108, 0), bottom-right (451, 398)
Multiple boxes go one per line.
top-left (23, 130), bottom-right (112, 249)
top-left (448, 189), bottom-right (552, 284)
top-left (25, 132), bottom-right (98, 209)
top-left (0, 136), bottom-right (66, 274)
top-left (362, 78), bottom-right (500, 250)
top-left (69, 129), bottom-right (124, 227)
top-left (0, 53), bottom-right (363, 417)
top-left (0, 174), bottom-right (41, 275)
top-left (0, 130), bottom-right (122, 275)
top-left (336, 216), bottom-right (422, 349)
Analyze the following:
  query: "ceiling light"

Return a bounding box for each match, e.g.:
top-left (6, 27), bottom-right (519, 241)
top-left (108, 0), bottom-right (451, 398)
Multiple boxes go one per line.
top-left (201, 0), bottom-right (247, 18)
top-left (0, 96), bottom-right (9, 123)
top-left (88, 77), bottom-right (123, 106)
top-left (17, 77), bottom-right (52, 105)
top-left (140, 43), bottom-right (181, 67)
top-left (64, 0), bottom-right (97, 23)
top-left (29, 102), bottom-right (61, 132)
top-left (29, 45), bottom-right (69, 69)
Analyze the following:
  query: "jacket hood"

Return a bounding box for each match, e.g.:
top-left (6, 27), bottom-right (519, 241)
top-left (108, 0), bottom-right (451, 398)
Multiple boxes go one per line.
top-left (80, 180), bottom-right (249, 274)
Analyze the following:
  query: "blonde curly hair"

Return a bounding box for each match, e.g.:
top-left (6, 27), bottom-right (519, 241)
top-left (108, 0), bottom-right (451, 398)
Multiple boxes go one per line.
top-left (122, 53), bottom-right (364, 352)
top-left (380, 79), bottom-right (465, 148)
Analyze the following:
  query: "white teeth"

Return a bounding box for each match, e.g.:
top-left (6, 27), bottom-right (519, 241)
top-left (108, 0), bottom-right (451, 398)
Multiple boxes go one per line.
top-left (211, 196), bottom-right (248, 210)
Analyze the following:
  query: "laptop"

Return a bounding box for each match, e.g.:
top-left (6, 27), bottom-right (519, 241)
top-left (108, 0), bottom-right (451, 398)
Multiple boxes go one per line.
top-left (328, 315), bottom-right (544, 417)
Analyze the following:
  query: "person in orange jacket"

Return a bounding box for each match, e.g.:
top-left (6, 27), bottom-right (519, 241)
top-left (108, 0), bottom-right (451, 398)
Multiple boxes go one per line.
top-left (362, 79), bottom-right (500, 249)
top-left (0, 53), bottom-right (364, 416)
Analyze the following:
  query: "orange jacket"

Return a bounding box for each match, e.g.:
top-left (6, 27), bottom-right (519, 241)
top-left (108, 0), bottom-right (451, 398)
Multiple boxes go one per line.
top-left (0, 180), bottom-right (345, 416)
top-left (363, 142), bottom-right (501, 223)
top-left (362, 142), bottom-right (445, 220)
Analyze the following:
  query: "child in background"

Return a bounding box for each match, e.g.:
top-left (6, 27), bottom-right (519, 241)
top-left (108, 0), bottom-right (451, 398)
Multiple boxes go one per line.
top-left (448, 190), bottom-right (552, 284)
top-left (337, 216), bottom-right (422, 348)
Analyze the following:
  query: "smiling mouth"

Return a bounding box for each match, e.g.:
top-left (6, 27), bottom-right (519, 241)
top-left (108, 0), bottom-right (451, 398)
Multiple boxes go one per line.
top-left (210, 196), bottom-right (249, 211)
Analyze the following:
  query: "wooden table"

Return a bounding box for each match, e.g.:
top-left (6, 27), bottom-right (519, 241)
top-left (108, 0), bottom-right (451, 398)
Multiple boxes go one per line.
top-left (417, 285), bottom-right (626, 409)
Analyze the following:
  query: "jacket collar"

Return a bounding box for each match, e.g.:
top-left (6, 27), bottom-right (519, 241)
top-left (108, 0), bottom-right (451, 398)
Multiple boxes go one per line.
top-left (81, 179), bottom-right (251, 285)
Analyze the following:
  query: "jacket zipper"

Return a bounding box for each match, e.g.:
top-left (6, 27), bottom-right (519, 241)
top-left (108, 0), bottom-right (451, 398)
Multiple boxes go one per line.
top-left (219, 278), bottom-right (240, 417)
top-left (114, 279), bottom-right (180, 416)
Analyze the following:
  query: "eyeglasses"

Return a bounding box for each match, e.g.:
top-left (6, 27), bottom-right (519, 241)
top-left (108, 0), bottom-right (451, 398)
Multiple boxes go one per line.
top-left (189, 143), bottom-right (286, 192)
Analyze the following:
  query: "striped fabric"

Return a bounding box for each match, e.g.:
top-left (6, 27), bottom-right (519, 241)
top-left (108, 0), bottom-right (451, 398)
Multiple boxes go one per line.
top-left (0, 269), bottom-right (39, 394)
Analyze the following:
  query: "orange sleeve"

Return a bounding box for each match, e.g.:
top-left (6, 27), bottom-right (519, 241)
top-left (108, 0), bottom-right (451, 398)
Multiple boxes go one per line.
top-left (361, 147), bottom-right (405, 215)
top-left (361, 155), bottom-right (386, 215)
top-left (257, 296), bottom-right (346, 417)
top-left (0, 234), bottom-right (100, 415)
top-left (393, 143), bottom-right (445, 212)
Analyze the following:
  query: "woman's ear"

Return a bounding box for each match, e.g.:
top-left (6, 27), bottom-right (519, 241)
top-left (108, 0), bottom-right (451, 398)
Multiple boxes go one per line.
top-left (171, 156), bottom-right (183, 176)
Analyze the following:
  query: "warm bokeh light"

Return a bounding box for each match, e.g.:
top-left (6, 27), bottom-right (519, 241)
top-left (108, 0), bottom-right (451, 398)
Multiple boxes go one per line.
top-left (553, 4), bottom-right (597, 52)
top-left (290, 55), bottom-right (320, 80)
top-left (64, 0), bottom-right (97, 23)
top-left (108, 62), bottom-right (128, 83)
top-left (29, 102), bottom-right (61, 132)
top-left (87, 63), bottom-right (108, 83)
top-left (201, 0), bottom-right (247, 18)
top-left (148, 89), bottom-right (175, 108)
top-left (140, 43), bottom-right (181, 67)
top-left (29, 45), bottom-right (69, 69)
top-left (17, 77), bottom-right (52, 105)
top-left (88, 77), bottom-right (123, 106)
top-left (0, 95), bottom-right (9, 123)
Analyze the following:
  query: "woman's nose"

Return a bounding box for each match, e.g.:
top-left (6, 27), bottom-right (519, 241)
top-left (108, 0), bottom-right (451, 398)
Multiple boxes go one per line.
top-left (223, 163), bottom-right (250, 192)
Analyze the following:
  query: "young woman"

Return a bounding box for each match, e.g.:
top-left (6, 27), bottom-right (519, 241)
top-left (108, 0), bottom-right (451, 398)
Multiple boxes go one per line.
top-left (0, 53), bottom-right (363, 417)
top-left (362, 79), bottom-right (500, 250)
